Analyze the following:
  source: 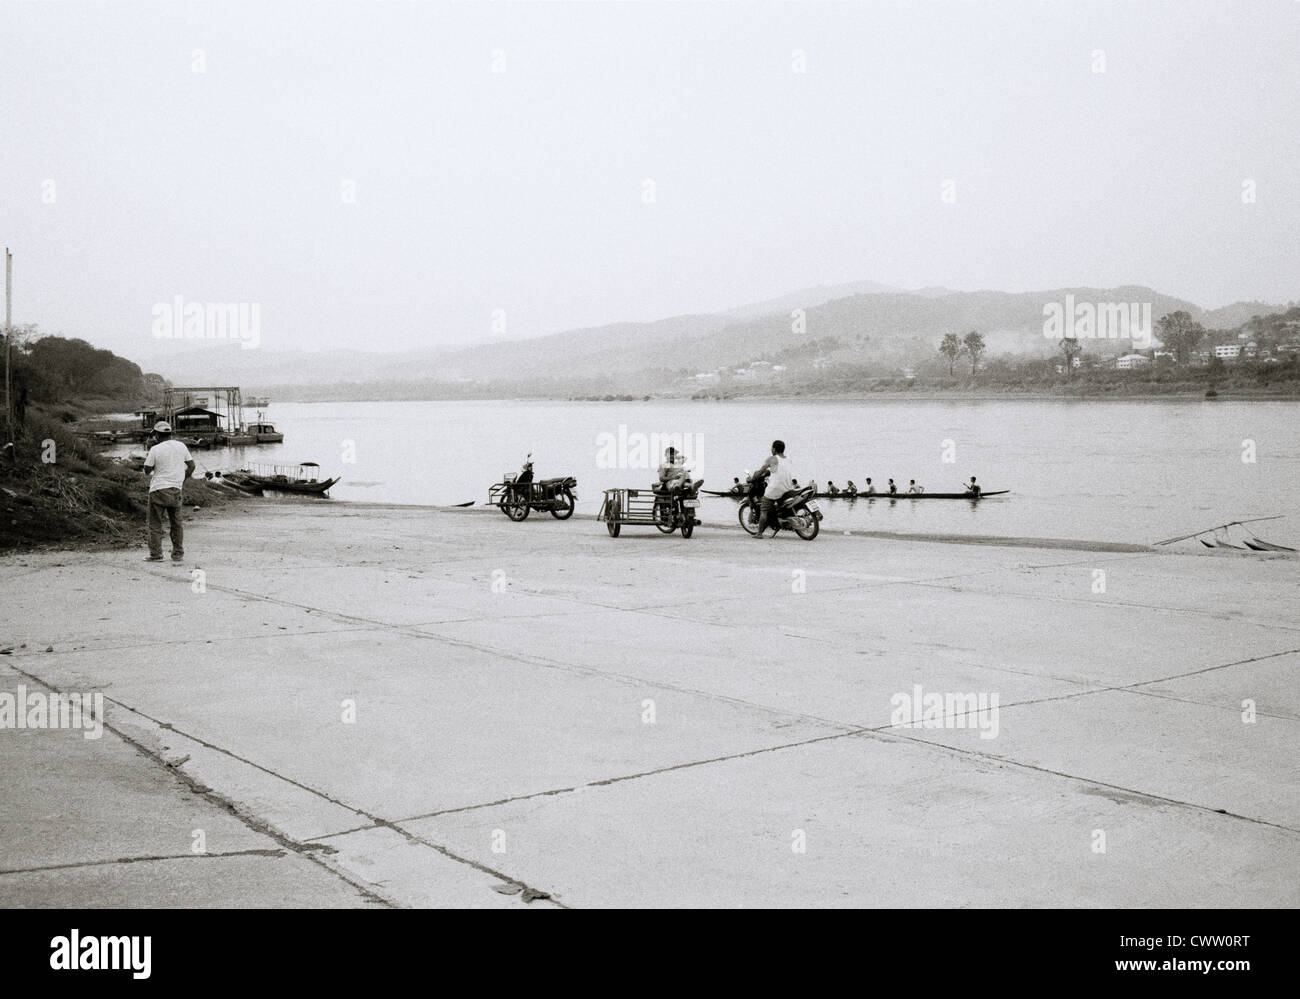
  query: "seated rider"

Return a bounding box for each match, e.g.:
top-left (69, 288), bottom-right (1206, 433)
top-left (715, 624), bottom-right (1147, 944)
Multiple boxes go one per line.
top-left (517, 454), bottom-right (534, 485)
top-left (907, 479), bottom-right (924, 494)
top-left (656, 447), bottom-right (688, 493)
top-left (863, 477), bottom-right (875, 495)
top-left (827, 481), bottom-right (840, 496)
top-left (752, 439), bottom-right (795, 539)
top-left (887, 478), bottom-right (897, 495)
top-left (845, 480), bottom-right (858, 496)
top-left (729, 477), bottom-right (745, 496)
top-left (965, 476), bottom-right (981, 497)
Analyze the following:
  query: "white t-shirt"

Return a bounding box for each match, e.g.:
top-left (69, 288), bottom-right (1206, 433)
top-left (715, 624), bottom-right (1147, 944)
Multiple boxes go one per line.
top-left (763, 454), bottom-right (796, 499)
top-left (144, 439), bottom-right (194, 492)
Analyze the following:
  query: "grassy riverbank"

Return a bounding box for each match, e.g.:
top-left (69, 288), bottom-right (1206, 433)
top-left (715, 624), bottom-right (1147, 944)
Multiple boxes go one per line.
top-left (0, 405), bottom-right (243, 552)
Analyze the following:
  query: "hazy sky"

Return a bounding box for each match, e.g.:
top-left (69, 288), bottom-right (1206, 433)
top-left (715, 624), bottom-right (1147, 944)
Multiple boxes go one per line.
top-left (3, 0), bottom-right (1298, 360)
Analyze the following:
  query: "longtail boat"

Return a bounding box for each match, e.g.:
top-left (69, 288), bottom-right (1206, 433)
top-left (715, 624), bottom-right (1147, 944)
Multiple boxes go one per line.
top-left (237, 461), bottom-right (339, 495)
top-left (702, 488), bottom-right (1008, 500)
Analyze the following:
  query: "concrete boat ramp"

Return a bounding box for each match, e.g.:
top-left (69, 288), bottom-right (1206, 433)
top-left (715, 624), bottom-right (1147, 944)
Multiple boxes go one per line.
top-left (2, 503), bottom-right (1297, 907)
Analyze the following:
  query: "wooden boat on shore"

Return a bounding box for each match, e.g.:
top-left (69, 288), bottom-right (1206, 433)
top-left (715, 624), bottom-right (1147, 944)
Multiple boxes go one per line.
top-left (1154, 516), bottom-right (1294, 552)
top-left (238, 461), bottom-right (339, 495)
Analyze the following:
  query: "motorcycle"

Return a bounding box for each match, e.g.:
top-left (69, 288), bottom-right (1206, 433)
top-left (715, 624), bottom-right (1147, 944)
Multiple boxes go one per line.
top-left (737, 479), bottom-right (822, 540)
top-left (650, 471), bottom-right (704, 538)
top-left (489, 454), bottom-right (577, 521)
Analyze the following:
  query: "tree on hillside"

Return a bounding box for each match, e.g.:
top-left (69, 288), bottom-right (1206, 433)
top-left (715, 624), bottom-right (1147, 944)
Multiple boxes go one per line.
top-left (939, 333), bottom-right (963, 376)
top-left (20, 335), bottom-right (149, 402)
top-left (962, 331), bottom-right (985, 373)
top-left (1156, 311), bottom-right (1206, 365)
top-left (1059, 336), bottom-right (1083, 377)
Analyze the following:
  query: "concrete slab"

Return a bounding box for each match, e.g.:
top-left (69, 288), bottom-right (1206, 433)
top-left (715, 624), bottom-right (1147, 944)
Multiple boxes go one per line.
top-left (403, 732), bottom-right (1300, 908)
top-left (0, 854), bottom-right (379, 908)
top-left (3, 502), bottom-right (1296, 907)
top-left (899, 689), bottom-right (1300, 827)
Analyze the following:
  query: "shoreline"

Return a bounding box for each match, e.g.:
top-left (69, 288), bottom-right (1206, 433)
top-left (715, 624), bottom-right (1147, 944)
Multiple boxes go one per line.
top-left (257, 388), bottom-right (1300, 406)
top-left (9, 498), bottom-right (1290, 558)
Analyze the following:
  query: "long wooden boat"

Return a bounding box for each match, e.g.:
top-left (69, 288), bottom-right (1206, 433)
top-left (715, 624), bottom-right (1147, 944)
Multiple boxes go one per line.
top-left (252, 475), bottom-right (339, 495)
top-left (702, 488), bottom-right (1008, 500)
top-left (816, 490), bottom-right (1009, 500)
top-left (236, 461), bottom-right (339, 495)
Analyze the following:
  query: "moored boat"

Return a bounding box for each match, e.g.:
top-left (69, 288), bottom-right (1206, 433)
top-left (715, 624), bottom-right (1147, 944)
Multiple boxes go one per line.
top-left (238, 461), bottom-right (339, 495)
top-left (249, 421), bottom-right (284, 443)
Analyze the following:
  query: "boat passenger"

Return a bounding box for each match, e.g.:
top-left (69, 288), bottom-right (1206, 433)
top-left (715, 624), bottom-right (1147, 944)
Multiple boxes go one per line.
top-left (965, 476), bottom-right (981, 497)
top-left (844, 480), bottom-right (858, 496)
top-left (907, 480), bottom-right (924, 494)
top-left (863, 477), bottom-right (875, 495)
top-left (729, 477), bottom-right (746, 496)
top-left (827, 481), bottom-right (840, 496)
top-left (887, 478), bottom-right (897, 495)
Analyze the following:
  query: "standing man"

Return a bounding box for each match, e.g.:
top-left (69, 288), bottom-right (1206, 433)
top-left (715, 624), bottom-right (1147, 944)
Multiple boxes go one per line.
top-left (142, 421), bottom-right (195, 562)
top-left (752, 439), bottom-right (795, 539)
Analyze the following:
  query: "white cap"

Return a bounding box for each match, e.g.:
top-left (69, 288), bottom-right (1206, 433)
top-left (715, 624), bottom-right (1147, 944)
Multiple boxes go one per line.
top-left (153, 421), bottom-right (172, 433)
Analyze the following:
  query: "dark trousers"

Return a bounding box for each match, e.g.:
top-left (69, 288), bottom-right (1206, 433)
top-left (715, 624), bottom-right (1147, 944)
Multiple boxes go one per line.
top-left (147, 488), bottom-right (184, 558)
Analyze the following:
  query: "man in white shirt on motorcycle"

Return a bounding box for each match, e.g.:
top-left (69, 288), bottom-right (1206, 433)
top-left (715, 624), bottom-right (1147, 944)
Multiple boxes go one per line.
top-left (752, 439), bottom-right (795, 539)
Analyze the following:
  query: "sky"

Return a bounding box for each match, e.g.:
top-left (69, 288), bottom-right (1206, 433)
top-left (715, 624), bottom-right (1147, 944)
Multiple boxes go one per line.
top-left (3, 0), bottom-right (1298, 361)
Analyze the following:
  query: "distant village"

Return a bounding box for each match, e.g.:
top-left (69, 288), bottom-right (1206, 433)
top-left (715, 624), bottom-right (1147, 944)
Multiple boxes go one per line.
top-left (680, 308), bottom-right (1300, 391)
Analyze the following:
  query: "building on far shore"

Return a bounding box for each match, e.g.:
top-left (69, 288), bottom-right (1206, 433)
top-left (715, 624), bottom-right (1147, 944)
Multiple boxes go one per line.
top-left (1116, 353), bottom-right (1150, 370)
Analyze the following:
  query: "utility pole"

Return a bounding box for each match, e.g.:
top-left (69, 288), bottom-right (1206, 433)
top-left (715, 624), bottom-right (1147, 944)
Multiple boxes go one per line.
top-left (4, 247), bottom-right (12, 445)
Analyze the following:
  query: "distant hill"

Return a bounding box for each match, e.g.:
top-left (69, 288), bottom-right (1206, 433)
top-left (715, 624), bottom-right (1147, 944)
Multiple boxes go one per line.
top-left (135, 344), bottom-right (456, 388)
top-left (133, 280), bottom-right (1289, 395)
top-left (1201, 300), bottom-right (1298, 330)
top-left (723, 279), bottom-right (902, 320)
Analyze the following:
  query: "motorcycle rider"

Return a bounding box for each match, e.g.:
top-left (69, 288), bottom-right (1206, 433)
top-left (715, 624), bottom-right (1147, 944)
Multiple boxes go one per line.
top-left (751, 439), bottom-right (795, 539)
top-left (656, 446), bottom-right (688, 493)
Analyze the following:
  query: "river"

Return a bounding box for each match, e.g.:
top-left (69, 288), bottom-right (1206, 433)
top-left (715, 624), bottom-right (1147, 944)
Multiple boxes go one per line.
top-left (115, 398), bottom-right (1300, 547)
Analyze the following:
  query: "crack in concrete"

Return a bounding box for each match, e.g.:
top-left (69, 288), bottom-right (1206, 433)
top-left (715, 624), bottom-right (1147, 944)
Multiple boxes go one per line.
top-left (9, 667), bottom-right (571, 909)
top-left (0, 848), bottom-right (288, 876)
top-left (3, 663), bottom-right (395, 909)
top-left (1127, 647), bottom-right (1300, 687)
top-left (4, 626), bottom-right (385, 659)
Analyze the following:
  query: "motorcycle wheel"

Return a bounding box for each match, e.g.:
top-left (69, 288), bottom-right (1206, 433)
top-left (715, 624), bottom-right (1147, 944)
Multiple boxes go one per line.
top-left (550, 489), bottom-right (576, 520)
top-left (503, 494), bottom-right (530, 521)
top-left (791, 507), bottom-right (820, 540)
top-left (681, 519), bottom-right (695, 539)
top-left (737, 499), bottom-right (759, 536)
top-left (606, 519), bottom-right (620, 537)
top-left (654, 497), bottom-right (676, 533)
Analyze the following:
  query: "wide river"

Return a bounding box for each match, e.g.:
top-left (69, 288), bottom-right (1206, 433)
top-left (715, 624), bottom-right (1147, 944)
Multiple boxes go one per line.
top-left (120, 398), bottom-right (1300, 547)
